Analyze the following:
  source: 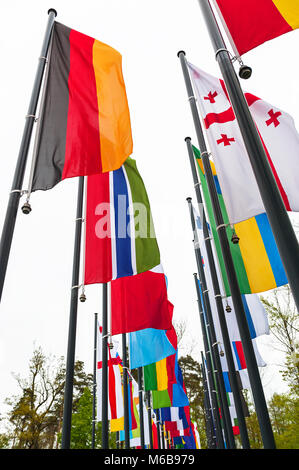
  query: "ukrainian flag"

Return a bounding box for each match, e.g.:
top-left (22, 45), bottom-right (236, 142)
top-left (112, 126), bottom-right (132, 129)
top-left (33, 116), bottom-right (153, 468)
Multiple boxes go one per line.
top-left (193, 146), bottom-right (288, 295)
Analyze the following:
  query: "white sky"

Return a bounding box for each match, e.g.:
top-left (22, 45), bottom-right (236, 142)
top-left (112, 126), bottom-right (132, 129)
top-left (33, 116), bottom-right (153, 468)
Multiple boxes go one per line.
top-left (0, 0), bottom-right (298, 426)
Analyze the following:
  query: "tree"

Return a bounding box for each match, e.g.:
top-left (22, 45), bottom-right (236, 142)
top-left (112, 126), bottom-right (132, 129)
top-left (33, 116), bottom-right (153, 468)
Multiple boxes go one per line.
top-left (4, 347), bottom-right (93, 449)
top-left (178, 354), bottom-right (206, 448)
top-left (70, 387), bottom-right (117, 449)
top-left (261, 286), bottom-right (299, 396)
top-left (268, 393), bottom-right (299, 449)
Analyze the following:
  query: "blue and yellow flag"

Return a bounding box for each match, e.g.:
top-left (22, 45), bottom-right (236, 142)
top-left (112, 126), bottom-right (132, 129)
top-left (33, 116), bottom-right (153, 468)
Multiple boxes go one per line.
top-left (193, 145), bottom-right (288, 294)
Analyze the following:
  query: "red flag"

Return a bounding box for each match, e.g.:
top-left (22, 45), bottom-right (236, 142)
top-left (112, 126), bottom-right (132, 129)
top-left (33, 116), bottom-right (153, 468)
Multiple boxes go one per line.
top-left (214, 0), bottom-right (299, 56)
top-left (111, 267), bottom-right (173, 335)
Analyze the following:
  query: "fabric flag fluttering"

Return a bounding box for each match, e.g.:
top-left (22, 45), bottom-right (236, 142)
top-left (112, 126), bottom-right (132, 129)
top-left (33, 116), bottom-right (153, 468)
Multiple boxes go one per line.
top-left (110, 265), bottom-right (173, 335)
top-left (194, 204), bottom-right (268, 373)
top-left (84, 157), bottom-right (160, 284)
top-left (151, 353), bottom-right (189, 409)
top-left (194, 146), bottom-right (288, 294)
top-left (96, 324), bottom-right (124, 427)
top-left (213, 0), bottom-right (299, 56)
top-left (118, 374), bottom-right (139, 441)
top-left (144, 354), bottom-right (176, 392)
top-left (192, 202), bottom-right (270, 340)
top-left (32, 22), bottom-right (133, 191)
top-left (188, 63), bottom-right (299, 225)
top-left (129, 326), bottom-right (177, 370)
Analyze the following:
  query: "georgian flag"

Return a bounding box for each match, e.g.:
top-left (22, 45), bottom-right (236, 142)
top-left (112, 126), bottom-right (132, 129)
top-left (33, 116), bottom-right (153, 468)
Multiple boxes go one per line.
top-left (188, 63), bottom-right (299, 225)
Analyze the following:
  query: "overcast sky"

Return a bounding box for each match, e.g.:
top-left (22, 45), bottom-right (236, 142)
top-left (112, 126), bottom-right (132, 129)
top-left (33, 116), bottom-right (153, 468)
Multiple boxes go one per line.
top-left (0, 0), bottom-right (298, 425)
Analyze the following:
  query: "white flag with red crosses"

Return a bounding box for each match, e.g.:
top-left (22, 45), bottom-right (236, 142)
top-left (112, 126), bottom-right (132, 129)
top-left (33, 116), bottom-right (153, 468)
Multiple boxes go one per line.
top-left (96, 323), bottom-right (124, 422)
top-left (188, 62), bottom-right (299, 225)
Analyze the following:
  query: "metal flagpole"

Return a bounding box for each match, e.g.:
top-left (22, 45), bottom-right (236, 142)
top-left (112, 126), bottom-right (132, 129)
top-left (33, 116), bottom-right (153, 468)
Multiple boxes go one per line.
top-left (0, 9), bottom-right (57, 303)
top-left (161, 419), bottom-right (165, 449)
top-left (201, 353), bottom-right (217, 449)
top-left (146, 391), bottom-right (153, 449)
top-left (192, 250), bottom-right (231, 448)
top-left (187, 197), bottom-right (233, 448)
top-left (92, 312), bottom-right (98, 449)
top-left (101, 283), bottom-right (109, 449)
top-left (198, 0), bottom-right (299, 312)
top-left (185, 139), bottom-right (250, 448)
top-left (155, 409), bottom-right (161, 449)
top-left (193, 272), bottom-right (225, 448)
top-left (178, 48), bottom-right (275, 448)
top-left (61, 176), bottom-right (85, 449)
top-left (122, 333), bottom-right (130, 449)
top-left (138, 367), bottom-right (145, 449)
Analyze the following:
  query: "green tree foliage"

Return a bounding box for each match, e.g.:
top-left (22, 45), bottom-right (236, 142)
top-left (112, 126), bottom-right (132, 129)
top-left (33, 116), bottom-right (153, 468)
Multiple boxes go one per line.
top-left (3, 347), bottom-right (93, 449)
top-left (178, 354), bottom-right (206, 448)
top-left (69, 387), bottom-right (117, 449)
top-left (261, 286), bottom-right (299, 396)
top-left (268, 393), bottom-right (299, 449)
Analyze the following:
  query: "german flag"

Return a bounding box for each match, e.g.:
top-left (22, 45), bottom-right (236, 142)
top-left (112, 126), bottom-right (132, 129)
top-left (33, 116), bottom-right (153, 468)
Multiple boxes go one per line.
top-left (32, 22), bottom-right (133, 191)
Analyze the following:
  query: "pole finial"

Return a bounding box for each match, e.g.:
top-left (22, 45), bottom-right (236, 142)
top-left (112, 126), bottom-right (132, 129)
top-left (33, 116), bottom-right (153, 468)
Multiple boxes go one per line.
top-left (177, 50), bottom-right (186, 58)
top-left (185, 136), bottom-right (191, 142)
top-left (48, 8), bottom-right (57, 16)
top-left (186, 197), bottom-right (192, 202)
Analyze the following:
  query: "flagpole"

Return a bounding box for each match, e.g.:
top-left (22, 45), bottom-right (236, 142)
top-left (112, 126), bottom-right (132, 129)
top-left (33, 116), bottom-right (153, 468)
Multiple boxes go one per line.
top-left (161, 420), bottom-right (165, 449)
top-left (192, 254), bottom-right (231, 449)
top-left (138, 367), bottom-right (145, 449)
top-left (187, 199), bottom-right (234, 448)
top-left (198, 0), bottom-right (299, 313)
top-left (201, 354), bottom-right (217, 449)
top-left (122, 333), bottom-right (130, 449)
top-left (92, 311), bottom-right (98, 449)
top-left (101, 283), bottom-right (109, 449)
top-left (61, 176), bottom-right (85, 449)
top-left (0, 9), bottom-right (56, 303)
top-left (185, 139), bottom-right (250, 449)
top-left (155, 409), bottom-right (161, 449)
top-left (193, 272), bottom-right (225, 448)
top-left (178, 50), bottom-right (275, 448)
top-left (146, 391), bottom-right (153, 449)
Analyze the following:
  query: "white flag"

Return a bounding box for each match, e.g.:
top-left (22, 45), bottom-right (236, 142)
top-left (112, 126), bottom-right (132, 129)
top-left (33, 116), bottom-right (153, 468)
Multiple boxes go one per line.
top-left (188, 63), bottom-right (299, 224)
top-left (96, 323), bottom-right (124, 422)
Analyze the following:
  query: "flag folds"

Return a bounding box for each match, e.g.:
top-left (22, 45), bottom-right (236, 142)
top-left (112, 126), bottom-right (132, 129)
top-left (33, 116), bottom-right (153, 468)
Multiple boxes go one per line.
top-left (194, 148), bottom-right (288, 294)
top-left (129, 326), bottom-right (177, 369)
top-left (214, 0), bottom-right (299, 56)
top-left (151, 354), bottom-right (189, 409)
top-left (110, 265), bottom-right (173, 335)
top-left (32, 22), bottom-right (133, 191)
top-left (144, 353), bottom-right (176, 392)
top-left (84, 157), bottom-right (160, 284)
top-left (188, 63), bottom-right (299, 225)
top-left (96, 325), bottom-right (124, 424)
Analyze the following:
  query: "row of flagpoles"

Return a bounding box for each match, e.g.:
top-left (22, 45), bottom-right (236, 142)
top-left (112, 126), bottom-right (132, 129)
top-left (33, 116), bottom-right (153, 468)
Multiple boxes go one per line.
top-left (1, 0), bottom-right (299, 450)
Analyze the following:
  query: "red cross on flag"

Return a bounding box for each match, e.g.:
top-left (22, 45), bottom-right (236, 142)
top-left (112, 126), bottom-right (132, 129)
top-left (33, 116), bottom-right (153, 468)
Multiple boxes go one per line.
top-left (188, 62), bottom-right (299, 224)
